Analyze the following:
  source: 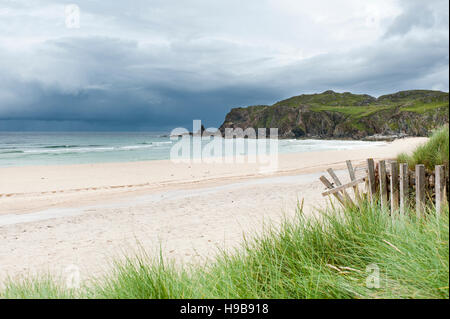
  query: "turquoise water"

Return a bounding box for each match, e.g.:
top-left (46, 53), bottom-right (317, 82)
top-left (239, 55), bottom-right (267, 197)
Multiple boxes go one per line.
top-left (0, 132), bottom-right (386, 167)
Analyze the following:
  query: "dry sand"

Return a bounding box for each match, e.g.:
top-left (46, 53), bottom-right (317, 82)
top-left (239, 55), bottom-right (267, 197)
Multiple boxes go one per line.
top-left (0, 137), bottom-right (427, 283)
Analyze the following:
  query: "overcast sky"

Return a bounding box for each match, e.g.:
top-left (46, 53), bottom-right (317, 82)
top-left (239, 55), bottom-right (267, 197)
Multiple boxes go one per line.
top-left (0, 0), bottom-right (448, 131)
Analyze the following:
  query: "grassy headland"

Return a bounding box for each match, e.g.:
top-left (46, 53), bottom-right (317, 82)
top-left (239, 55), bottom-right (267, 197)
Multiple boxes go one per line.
top-left (219, 90), bottom-right (449, 139)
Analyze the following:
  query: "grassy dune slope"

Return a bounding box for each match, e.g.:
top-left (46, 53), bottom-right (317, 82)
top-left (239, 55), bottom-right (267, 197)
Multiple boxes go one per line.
top-left (398, 125), bottom-right (449, 170)
top-left (2, 201), bottom-right (448, 299)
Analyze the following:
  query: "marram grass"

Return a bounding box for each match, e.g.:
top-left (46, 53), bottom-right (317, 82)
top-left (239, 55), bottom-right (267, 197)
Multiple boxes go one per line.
top-left (397, 125), bottom-right (449, 171)
top-left (1, 200), bottom-right (448, 299)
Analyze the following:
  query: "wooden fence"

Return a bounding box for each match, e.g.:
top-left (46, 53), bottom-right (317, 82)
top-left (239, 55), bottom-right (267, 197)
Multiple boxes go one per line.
top-left (320, 158), bottom-right (449, 215)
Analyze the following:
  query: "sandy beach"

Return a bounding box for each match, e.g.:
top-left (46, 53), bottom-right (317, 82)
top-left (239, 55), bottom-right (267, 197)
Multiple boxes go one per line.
top-left (0, 137), bottom-right (427, 283)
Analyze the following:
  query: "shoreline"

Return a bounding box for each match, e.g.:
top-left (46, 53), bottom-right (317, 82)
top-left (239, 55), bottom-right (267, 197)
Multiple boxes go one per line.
top-left (0, 135), bottom-right (403, 169)
top-left (0, 137), bottom-right (428, 215)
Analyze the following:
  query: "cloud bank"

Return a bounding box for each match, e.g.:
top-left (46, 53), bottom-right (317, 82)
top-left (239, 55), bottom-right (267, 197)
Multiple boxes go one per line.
top-left (0, 0), bottom-right (448, 130)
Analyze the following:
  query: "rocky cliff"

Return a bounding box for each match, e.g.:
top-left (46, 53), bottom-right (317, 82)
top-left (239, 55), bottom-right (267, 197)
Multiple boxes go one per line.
top-left (219, 90), bottom-right (449, 139)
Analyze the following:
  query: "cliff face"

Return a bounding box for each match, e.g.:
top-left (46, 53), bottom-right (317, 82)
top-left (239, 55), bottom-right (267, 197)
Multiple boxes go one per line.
top-left (219, 90), bottom-right (449, 139)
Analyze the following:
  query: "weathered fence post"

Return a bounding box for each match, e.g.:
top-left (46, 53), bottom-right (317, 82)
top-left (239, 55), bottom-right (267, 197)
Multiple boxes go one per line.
top-left (346, 160), bottom-right (361, 202)
top-left (415, 164), bottom-right (426, 216)
top-left (399, 163), bottom-right (409, 215)
top-left (367, 158), bottom-right (376, 203)
top-left (320, 160), bottom-right (448, 217)
top-left (435, 165), bottom-right (446, 215)
top-left (327, 168), bottom-right (354, 206)
top-left (379, 160), bottom-right (388, 209)
top-left (320, 175), bottom-right (345, 206)
top-left (390, 161), bottom-right (399, 214)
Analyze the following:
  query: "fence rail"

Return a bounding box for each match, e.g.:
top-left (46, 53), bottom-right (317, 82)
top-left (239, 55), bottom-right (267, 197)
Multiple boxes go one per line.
top-left (320, 158), bottom-right (449, 215)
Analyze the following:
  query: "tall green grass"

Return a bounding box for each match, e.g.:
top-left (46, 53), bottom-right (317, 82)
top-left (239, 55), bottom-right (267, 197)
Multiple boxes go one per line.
top-left (1, 201), bottom-right (448, 299)
top-left (397, 125), bottom-right (449, 170)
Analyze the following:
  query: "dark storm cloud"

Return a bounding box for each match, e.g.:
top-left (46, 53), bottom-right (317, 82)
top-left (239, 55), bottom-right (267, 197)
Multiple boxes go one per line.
top-left (272, 36), bottom-right (449, 97)
top-left (0, 36), bottom-right (282, 130)
top-left (384, 0), bottom-right (448, 38)
top-left (0, 0), bottom-right (448, 131)
top-left (384, 0), bottom-right (435, 37)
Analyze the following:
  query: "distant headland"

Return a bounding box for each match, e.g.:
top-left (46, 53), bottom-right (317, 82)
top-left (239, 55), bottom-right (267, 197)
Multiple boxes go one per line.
top-left (218, 90), bottom-right (449, 140)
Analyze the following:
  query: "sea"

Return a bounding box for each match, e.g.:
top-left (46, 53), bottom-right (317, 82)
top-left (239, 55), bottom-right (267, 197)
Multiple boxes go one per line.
top-left (0, 132), bottom-right (386, 167)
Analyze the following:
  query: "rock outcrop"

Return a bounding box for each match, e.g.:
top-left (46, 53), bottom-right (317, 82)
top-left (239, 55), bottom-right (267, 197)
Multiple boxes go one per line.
top-left (219, 90), bottom-right (449, 139)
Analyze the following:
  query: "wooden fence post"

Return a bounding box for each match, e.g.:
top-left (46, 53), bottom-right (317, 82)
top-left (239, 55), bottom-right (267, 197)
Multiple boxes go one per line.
top-left (435, 165), bottom-right (446, 215)
top-left (379, 160), bottom-right (388, 209)
top-left (346, 160), bottom-right (361, 202)
top-left (327, 168), bottom-right (355, 206)
top-left (320, 175), bottom-right (345, 206)
top-left (399, 163), bottom-right (409, 215)
top-left (367, 158), bottom-right (376, 203)
top-left (415, 164), bottom-right (425, 216)
top-left (390, 161), bottom-right (399, 214)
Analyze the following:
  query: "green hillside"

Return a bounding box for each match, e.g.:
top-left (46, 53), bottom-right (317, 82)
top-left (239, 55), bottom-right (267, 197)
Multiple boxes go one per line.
top-left (219, 90), bottom-right (449, 139)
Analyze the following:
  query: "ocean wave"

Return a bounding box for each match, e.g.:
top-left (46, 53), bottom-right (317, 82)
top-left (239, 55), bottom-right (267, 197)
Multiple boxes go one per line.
top-left (151, 141), bottom-right (173, 146)
top-left (119, 142), bottom-right (172, 150)
top-left (23, 147), bottom-right (115, 154)
top-left (0, 150), bottom-right (24, 154)
top-left (17, 142), bottom-right (172, 155)
top-left (41, 144), bottom-right (105, 149)
top-left (119, 145), bottom-right (155, 150)
top-left (135, 141), bottom-right (173, 146)
top-left (42, 145), bottom-right (81, 149)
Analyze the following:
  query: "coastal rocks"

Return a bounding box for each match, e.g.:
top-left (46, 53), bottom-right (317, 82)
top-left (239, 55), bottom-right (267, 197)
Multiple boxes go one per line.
top-left (363, 133), bottom-right (409, 142)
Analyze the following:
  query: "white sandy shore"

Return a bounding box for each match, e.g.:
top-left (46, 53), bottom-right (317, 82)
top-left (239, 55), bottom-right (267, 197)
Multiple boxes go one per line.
top-left (0, 137), bottom-right (427, 283)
